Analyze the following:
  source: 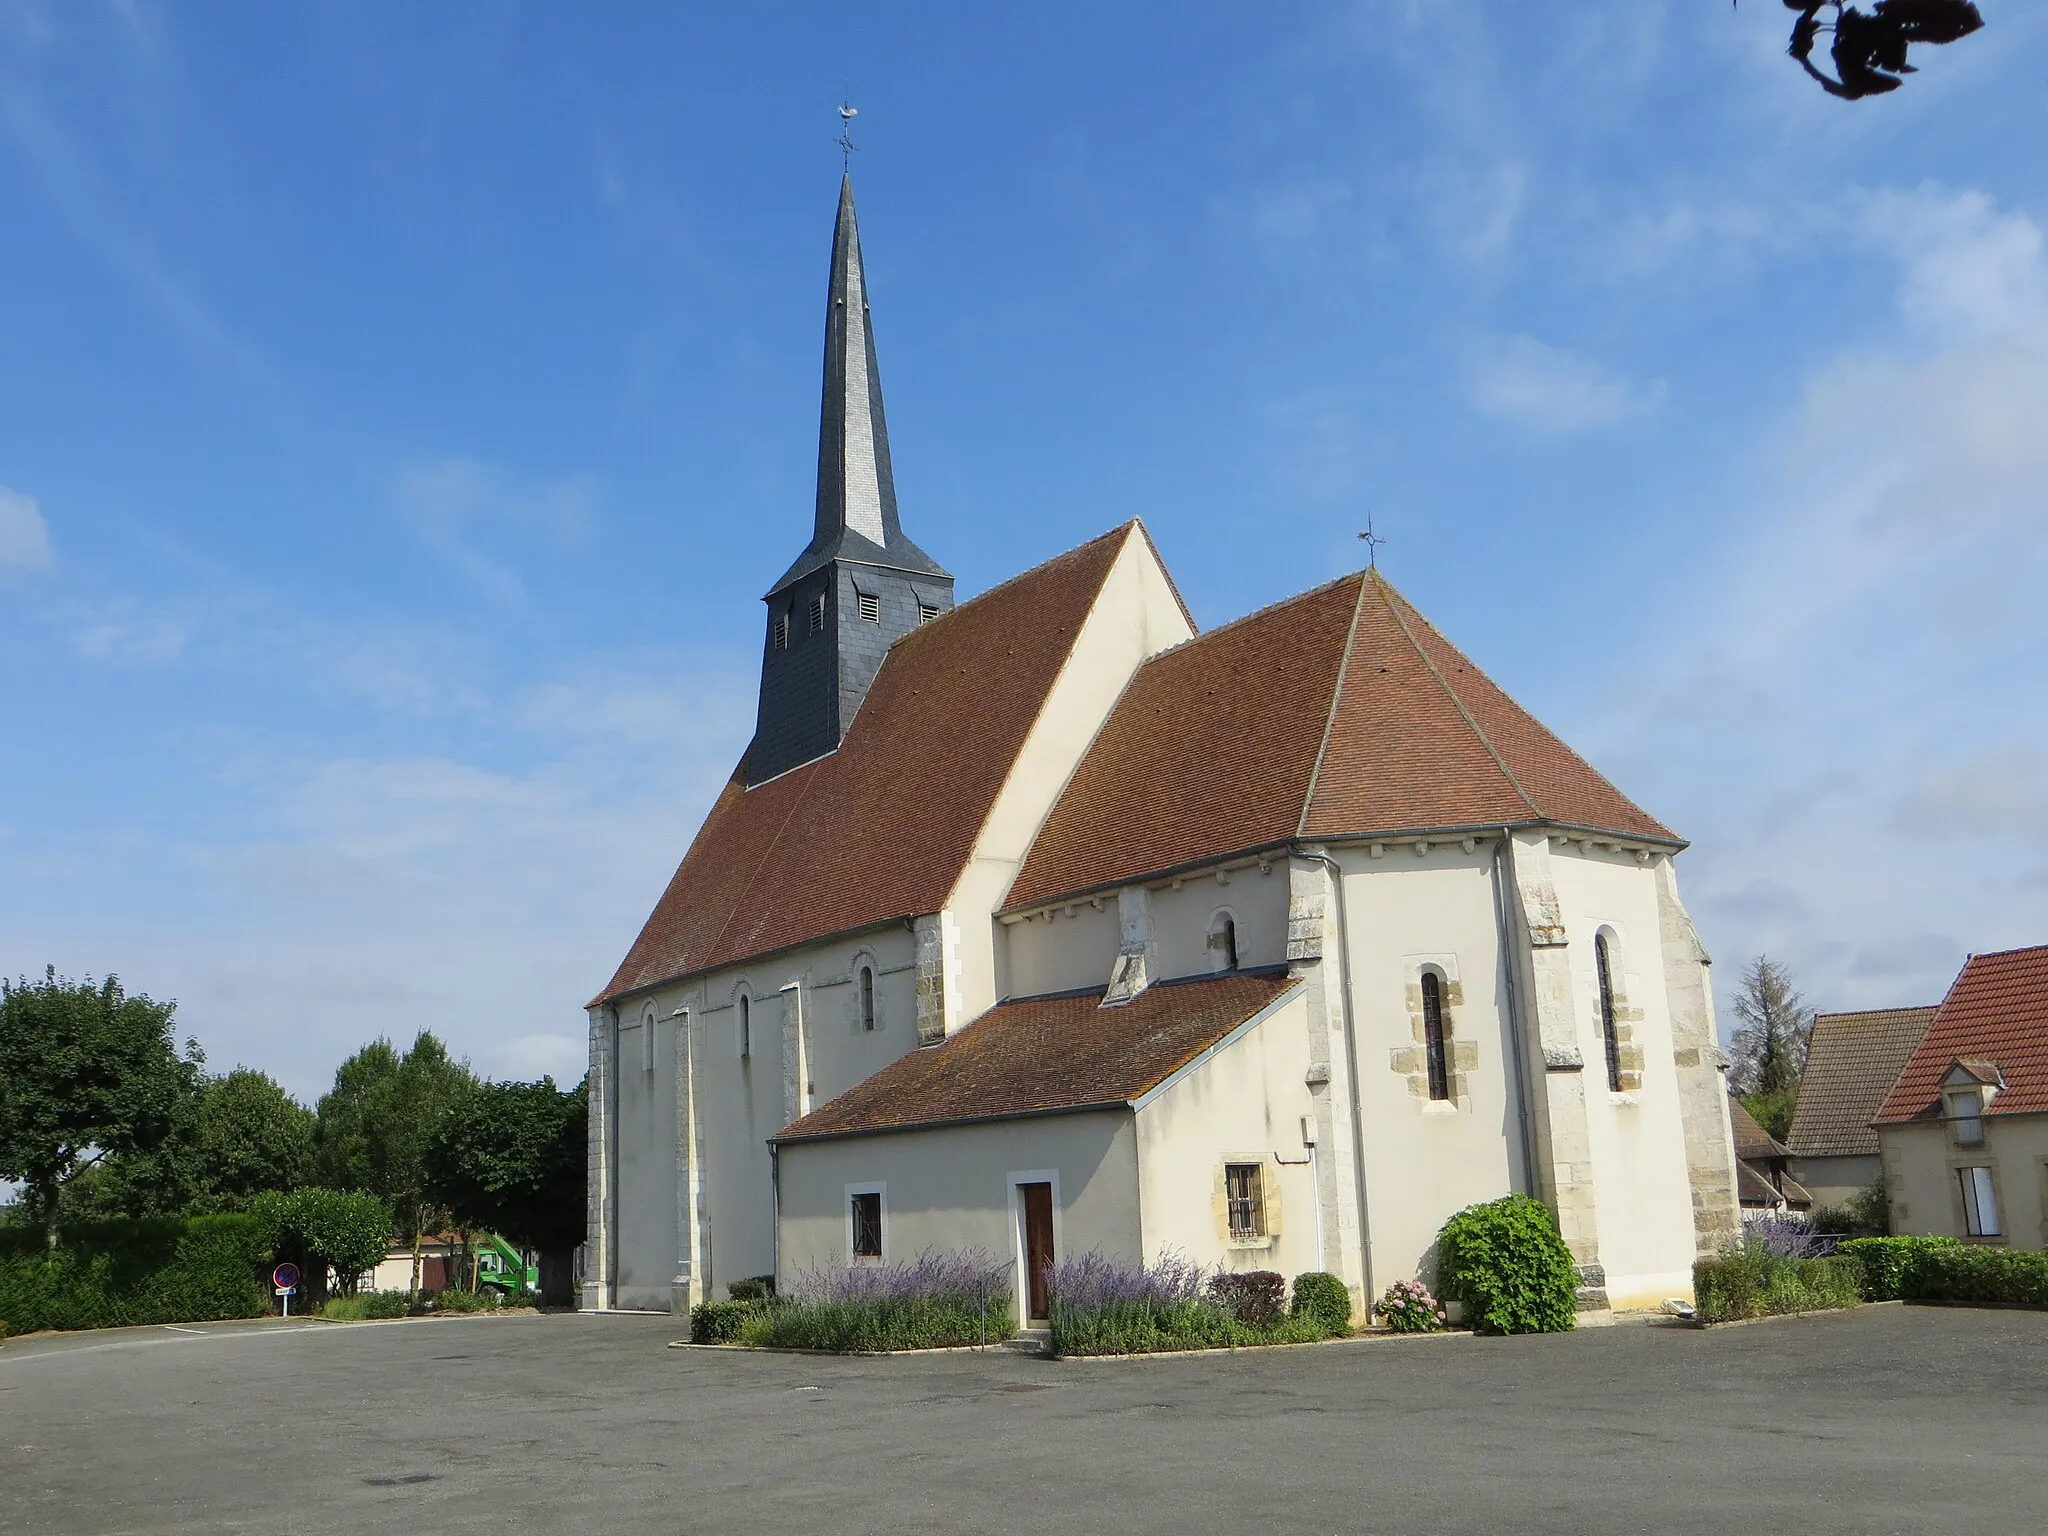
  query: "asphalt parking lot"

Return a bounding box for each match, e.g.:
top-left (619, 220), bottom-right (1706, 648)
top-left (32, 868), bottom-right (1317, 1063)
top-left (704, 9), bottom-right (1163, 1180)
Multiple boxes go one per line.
top-left (1, 1303), bottom-right (2042, 1535)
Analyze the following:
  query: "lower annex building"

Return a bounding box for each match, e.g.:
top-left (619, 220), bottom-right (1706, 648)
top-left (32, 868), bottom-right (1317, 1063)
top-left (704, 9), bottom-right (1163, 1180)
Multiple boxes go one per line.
top-left (582, 176), bottom-right (1743, 1325)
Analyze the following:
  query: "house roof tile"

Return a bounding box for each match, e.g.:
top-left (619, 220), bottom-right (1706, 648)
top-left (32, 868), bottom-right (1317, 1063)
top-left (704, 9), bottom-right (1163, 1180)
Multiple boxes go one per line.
top-left (597, 524), bottom-right (1137, 1003)
top-left (1875, 945), bottom-right (2048, 1125)
top-left (1728, 1093), bottom-right (1791, 1162)
top-left (773, 969), bottom-right (1301, 1144)
top-left (1006, 570), bottom-right (1675, 910)
top-left (1785, 1006), bottom-right (1937, 1157)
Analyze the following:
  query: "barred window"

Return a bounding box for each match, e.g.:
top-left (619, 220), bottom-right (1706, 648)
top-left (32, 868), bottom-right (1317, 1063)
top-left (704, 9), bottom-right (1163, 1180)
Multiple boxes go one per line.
top-left (1422, 971), bottom-right (1450, 1102)
top-left (851, 1191), bottom-right (882, 1258)
top-left (809, 592), bottom-right (827, 631)
top-left (1225, 1163), bottom-right (1265, 1240)
top-left (857, 591), bottom-right (881, 623)
top-left (1595, 934), bottom-right (1623, 1093)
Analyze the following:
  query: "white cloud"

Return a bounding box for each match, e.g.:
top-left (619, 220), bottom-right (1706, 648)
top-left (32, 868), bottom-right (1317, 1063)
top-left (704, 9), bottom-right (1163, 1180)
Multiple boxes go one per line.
top-left (1465, 333), bottom-right (1664, 436)
top-left (397, 457), bottom-right (599, 604)
top-left (73, 598), bottom-right (187, 664)
top-left (0, 485), bottom-right (53, 572)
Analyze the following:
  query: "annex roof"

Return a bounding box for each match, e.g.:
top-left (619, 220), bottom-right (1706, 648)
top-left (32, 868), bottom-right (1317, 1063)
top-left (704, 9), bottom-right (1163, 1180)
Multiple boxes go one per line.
top-left (1728, 1093), bottom-right (1791, 1163)
top-left (1005, 568), bottom-right (1676, 910)
top-left (597, 525), bottom-right (1139, 1003)
top-left (1875, 945), bottom-right (2048, 1125)
top-left (1784, 1006), bottom-right (1937, 1158)
top-left (773, 969), bottom-right (1301, 1144)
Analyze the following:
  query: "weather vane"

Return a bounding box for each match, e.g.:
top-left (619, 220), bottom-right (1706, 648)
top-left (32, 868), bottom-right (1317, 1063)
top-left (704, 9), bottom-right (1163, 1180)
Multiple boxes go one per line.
top-left (1358, 518), bottom-right (1385, 570)
top-left (836, 103), bottom-right (859, 172)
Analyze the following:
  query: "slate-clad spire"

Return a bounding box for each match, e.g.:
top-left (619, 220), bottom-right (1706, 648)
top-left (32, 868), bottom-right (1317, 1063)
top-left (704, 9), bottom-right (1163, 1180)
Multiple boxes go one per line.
top-left (748, 177), bottom-right (955, 787)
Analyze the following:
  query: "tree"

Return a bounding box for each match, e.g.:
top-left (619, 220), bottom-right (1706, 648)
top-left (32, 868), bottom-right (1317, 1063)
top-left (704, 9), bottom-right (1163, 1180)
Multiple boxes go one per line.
top-left (250, 1187), bottom-right (391, 1308)
top-left (427, 1076), bottom-right (587, 1306)
top-left (314, 1032), bottom-right (475, 1303)
top-left (67, 1067), bottom-right (316, 1220)
top-left (0, 970), bottom-right (201, 1246)
top-left (1729, 955), bottom-right (1814, 1140)
top-left (1752, 2), bottom-right (1984, 100)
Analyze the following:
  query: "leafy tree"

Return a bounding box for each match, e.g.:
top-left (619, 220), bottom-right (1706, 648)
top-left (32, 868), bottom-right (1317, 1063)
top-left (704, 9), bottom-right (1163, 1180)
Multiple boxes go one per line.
top-left (1730, 955), bottom-right (1814, 1140)
top-left (427, 1076), bottom-right (587, 1305)
top-left (0, 970), bottom-right (201, 1246)
top-left (314, 1032), bottom-right (475, 1302)
top-left (250, 1187), bottom-right (391, 1307)
top-left (1744, 2), bottom-right (1985, 100)
top-left (64, 1067), bottom-right (315, 1220)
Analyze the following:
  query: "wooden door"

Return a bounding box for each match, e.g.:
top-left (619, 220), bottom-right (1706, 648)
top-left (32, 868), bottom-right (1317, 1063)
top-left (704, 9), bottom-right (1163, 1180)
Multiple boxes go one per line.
top-left (1021, 1182), bottom-right (1055, 1324)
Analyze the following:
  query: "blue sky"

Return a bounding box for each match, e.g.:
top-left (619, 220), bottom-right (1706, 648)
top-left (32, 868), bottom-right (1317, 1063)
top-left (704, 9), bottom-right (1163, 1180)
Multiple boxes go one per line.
top-left (2, 2), bottom-right (2044, 1103)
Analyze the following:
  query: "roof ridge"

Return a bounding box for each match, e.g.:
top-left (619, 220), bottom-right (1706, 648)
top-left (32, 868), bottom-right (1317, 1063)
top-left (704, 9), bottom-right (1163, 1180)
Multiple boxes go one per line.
top-left (1814, 1005), bottom-right (1940, 1021)
top-left (1961, 942), bottom-right (2048, 962)
top-left (1128, 518), bottom-right (1199, 636)
top-left (1373, 573), bottom-right (1541, 820)
top-left (1298, 572), bottom-right (1373, 838)
top-left (1129, 567), bottom-right (1366, 670)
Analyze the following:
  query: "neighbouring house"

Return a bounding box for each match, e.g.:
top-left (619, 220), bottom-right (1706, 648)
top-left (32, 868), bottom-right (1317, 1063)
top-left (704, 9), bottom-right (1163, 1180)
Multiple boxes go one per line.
top-left (1874, 945), bottom-right (2048, 1250)
top-left (361, 1235), bottom-right (464, 1295)
top-left (1729, 1094), bottom-right (1812, 1214)
top-left (581, 175), bottom-right (1743, 1331)
top-left (1784, 1006), bottom-right (1936, 1209)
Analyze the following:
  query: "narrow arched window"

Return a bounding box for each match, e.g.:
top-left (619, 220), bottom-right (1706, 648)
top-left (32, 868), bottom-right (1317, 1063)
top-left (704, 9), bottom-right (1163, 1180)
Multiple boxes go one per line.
top-left (738, 993), bottom-right (751, 1060)
top-left (1595, 934), bottom-right (1623, 1093)
top-left (859, 965), bottom-right (876, 1032)
top-left (1220, 918), bottom-right (1238, 971)
top-left (1208, 912), bottom-right (1239, 973)
top-left (1421, 971), bottom-right (1450, 1101)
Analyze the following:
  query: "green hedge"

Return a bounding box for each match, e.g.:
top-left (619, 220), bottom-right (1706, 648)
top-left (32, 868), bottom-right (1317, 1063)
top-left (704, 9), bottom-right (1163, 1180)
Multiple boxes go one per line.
top-left (1435, 1194), bottom-right (1579, 1335)
top-left (1900, 1244), bottom-right (2048, 1306)
top-left (321, 1290), bottom-right (411, 1321)
top-left (0, 1215), bottom-right (269, 1334)
top-left (1289, 1272), bottom-right (1353, 1336)
top-left (1693, 1248), bottom-right (1863, 1324)
top-left (690, 1298), bottom-right (766, 1342)
top-left (1837, 1236), bottom-right (1962, 1300)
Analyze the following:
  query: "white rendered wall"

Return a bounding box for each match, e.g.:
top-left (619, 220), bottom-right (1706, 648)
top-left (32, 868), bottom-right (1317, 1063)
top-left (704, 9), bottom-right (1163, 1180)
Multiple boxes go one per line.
top-left (1003, 902), bottom-right (1120, 999)
top-left (958, 530), bottom-right (1194, 1018)
top-left (1327, 844), bottom-right (1528, 1301)
top-left (775, 1112), bottom-right (1142, 1297)
top-left (1132, 990), bottom-right (1322, 1278)
top-left (1547, 845), bottom-right (1704, 1308)
top-left (613, 1005), bottom-right (680, 1309)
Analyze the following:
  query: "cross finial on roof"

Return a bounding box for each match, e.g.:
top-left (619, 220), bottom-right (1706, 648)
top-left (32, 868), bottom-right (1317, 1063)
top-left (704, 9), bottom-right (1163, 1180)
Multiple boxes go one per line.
top-left (836, 103), bottom-right (859, 172)
top-left (1358, 518), bottom-right (1385, 570)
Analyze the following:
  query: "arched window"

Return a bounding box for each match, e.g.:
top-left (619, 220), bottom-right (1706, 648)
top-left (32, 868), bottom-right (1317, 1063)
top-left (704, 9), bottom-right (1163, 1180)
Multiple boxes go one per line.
top-left (1208, 911), bottom-right (1239, 973)
top-left (737, 993), bottom-right (752, 1060)
top-left (1421, 971), bottom-right (1450, 1102)
top-left (1595, 934), bottom-right (1622, 1093)
top-left (859, 965), bottom-right (876, 1032)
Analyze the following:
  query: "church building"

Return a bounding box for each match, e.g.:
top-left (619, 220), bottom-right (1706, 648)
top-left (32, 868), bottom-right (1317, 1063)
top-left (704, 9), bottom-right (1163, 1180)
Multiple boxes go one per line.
top-left (583, 177), bottom-right (1743, 1327)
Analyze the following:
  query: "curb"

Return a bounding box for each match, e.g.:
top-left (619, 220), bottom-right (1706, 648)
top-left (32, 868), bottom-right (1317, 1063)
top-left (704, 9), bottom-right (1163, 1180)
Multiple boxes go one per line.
top-left (1686, 1300), bottom-right (1899, 1329)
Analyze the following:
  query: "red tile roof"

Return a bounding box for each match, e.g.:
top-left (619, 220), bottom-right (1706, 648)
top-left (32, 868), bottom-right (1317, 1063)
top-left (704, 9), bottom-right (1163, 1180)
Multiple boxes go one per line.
top-left (773, 969), bottom-right (1301, 1143)
top-left (1785, 1006), bottom-right (1937, 1157)
top-left (1875, 944), bottom-right (2048, 1124)
top-left (597, 525), bottom-right (1138, 1003)
top-left (1006, 569), bottom-right (1676, 909)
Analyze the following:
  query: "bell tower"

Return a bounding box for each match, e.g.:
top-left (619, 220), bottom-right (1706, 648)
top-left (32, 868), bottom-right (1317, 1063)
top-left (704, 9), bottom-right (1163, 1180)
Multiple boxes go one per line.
top-left (747, 176), bottom-right (953, 786)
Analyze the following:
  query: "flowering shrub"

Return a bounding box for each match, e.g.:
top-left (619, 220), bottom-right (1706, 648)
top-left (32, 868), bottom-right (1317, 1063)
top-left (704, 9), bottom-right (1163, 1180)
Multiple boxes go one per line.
top-left (1373, 1278), bottom-right (1446, 1333)
top-left (1207, 1270), bottom-right (1286, 1327)
top-left (1743, 1212), bottom-right (1837, 1259)
top-left (735, 1248), bottom-right (1012, 1351)
top-left (1048, 1252), bottom-right (1339, 1355)
top-left (1435, 1194), bottom-right (1579, 1335)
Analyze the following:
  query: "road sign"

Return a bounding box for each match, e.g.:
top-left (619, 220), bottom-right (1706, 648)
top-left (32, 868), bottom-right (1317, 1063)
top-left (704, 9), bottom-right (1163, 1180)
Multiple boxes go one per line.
top-left (272, 1262), bottom-right (300, 1290)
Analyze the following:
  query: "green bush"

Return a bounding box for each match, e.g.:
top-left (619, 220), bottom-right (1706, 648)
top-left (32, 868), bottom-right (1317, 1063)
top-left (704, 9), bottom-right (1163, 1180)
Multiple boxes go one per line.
top-left (690, 1298), bottom-right (766, 1343)
top-left (321, 1290), bottom-right (411, 1321)
top-left (0, 1214), bottom-right (268, 1333)
top-left (427, 1286), bottom-right (501, 1313)
top-left (1811, 1179), bottom-right (1890, 1240)
top-left (1693, 1247), bottom-right (1862, 1324)
top-left (1289, 1271), bottom-right (1353, 1336)
top-left (727, 1274), bottom-right (775, 1301)
top-left (1838, 1236), bottom-right (1962, 1300)
top-left (1207, 1271), bottom-right (1286, 1327)
top-left (248, 1188), bottom-right (390, 1298)
top-left (1902, 1244), bottom-right (2048, 1306)
top-left (1434, 1195), bottom-right (1579, 1335)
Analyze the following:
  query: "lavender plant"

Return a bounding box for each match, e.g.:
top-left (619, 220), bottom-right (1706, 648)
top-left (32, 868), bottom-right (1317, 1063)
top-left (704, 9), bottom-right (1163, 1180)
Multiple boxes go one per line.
top-left (737, 1247), bottom-right (1013, 1352)
top-left (1047, 1252), bottom-right (1339, 1356)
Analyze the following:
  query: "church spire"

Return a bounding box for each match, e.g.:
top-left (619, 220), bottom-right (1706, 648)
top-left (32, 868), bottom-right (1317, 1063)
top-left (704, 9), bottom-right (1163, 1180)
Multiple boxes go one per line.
top-left (748, 174), bottom-right (955, 787)
top-left (768, 175), bottom-right (948, 598)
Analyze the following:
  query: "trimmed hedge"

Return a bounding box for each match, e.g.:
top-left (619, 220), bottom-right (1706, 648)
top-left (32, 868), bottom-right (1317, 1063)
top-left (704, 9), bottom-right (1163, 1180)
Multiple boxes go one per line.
top-left (1903, 1244), bottom-right (2048, 1306)
top-left (0, 1215), bottom-right (269, 1334)
top-left (321, 1290), bottom-right (411, 1321)
top-left (1693, 1248), bottom-right (1862, 1324)
top-left (1289, 1271), bottom-right (1353, 1336)
top-left (1838, 1236), bottom-right (1962, 1300)
top-left (1435, 1195), bottom-right (1579, 1335)
top-left (690, 1298), bottom-right (767, 1343)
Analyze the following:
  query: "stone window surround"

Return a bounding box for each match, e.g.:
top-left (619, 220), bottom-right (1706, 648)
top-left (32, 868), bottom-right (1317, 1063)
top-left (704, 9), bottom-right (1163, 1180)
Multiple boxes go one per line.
top-left (1212, 1156), bottom-right (1281, 1250)
top-left (1206, 906), bottom-right (1241, 974)
top-left (1391, 956), bottom-right (1478, 1113)
top-left (1591, 926), bottom-right (1646, 1098)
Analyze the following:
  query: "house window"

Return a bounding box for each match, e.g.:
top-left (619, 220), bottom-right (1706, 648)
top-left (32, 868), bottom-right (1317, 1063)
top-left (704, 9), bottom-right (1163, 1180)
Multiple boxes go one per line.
top-left (809, 592), bottom-right (827, 632)
top-left (850, 1191), bottom-right (882, 1258)
top-left (1595, 933), bottom-right (1623, 1094)
top-left (1225, 1163), bottom-right (1266, 1241)
top-left (1422, 971), bottom-right (1450, 1102)
top-left (1950, 1091), bottom-right (1985, 1146)
top-left (1958, 1166), bottom-right (2001, 1237)
top-left (771, 613), bottom-right (789, 650)
top-left (859, 965), bottom-right (876, 1032)
top-left (737, 994), bottom-right (751, 1059)
top-left (857, 591), bottom-right (881, 623)
top-left (917, 602), bottom-right (940, 624)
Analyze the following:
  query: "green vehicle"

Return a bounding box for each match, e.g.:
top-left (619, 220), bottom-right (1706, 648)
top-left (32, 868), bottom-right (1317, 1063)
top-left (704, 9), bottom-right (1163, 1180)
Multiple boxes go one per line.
top-left (474, 1233), bottom-right (538, 1298)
